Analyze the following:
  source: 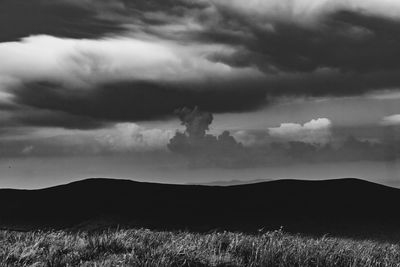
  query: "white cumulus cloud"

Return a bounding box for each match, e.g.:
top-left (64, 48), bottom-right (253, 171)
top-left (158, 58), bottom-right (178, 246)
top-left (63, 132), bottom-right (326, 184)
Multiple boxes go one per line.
top-left (269, 118), bottom-right (332, 144)
top-left (381, 114), bottom-right (400, 126)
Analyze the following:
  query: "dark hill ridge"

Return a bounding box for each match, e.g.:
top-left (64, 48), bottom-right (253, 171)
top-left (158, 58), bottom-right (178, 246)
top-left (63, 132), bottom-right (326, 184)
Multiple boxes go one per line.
top-left (187, 178), bottom-right (271, 186)
top-left (1, 178), bottom-right (400, 239)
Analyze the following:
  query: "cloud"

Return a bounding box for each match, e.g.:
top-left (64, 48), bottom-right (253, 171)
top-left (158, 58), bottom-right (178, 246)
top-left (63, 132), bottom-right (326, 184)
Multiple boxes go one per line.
top-left (269, 118), bottom-right (332, 144)
top-left (205, 9), bottom-right (400, 74)
top-left (165, 110), bottom-right (397, 168)
top-left (168, 107), bottom-right (244, 167)
top-left (232, 130), bottom-right (272, 147)
top-left (0, 35), bottom-right (261, 87)
top-left (174, 106), bottom-right (213, 138)
top-left (2, 0), bottom-right (400, 170)
top-left (213, 0), bottom-right (400, 26)
top-left (0, 34), bottom-right (265, 129)
top-left (2, 0), bottom-right (400, 133)
top-left (3, 0), bottom-right (400, 78)
top-left (0, 123), bottom-right (175, 158)
top-left (381, 114), bottom-right (400, 126)
top-left (0, 110), bottom-right (398, 168)
top-left (96, 123), bottom-right (174, 151)
top-left (21, 145), bottom-right (34, 155)
top-left (232, 130), bottom-right (261, 147)
top-left (0, 0), bottom-right (123, 42)
top-left (7, 81), bottom-right (266, 128)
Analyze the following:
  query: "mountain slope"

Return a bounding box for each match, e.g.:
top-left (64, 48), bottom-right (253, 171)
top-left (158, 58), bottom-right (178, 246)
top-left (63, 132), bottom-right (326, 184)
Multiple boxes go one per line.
top-left (1, 178), bottom-right (399, 238)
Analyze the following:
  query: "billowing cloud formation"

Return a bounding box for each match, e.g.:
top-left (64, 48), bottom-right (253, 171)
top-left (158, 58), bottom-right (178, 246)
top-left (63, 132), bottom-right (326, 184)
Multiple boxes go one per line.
top-left (175, 107), bottom-right (213, 138)
top-left (1, 110), bottom-right (399, 170)
top-left (168, 107), bottom-right (244, 167)
top-left (269, 118), bottom-right (332, 144)
top-left (165, 110), bottom-right (399, 168)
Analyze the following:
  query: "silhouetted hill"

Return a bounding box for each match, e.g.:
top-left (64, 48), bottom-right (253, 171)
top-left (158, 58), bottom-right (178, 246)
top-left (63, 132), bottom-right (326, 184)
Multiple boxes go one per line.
top-left (187, 178), bottom-right (271, 186)
top-left (1, 178), bottom-right (400, 239)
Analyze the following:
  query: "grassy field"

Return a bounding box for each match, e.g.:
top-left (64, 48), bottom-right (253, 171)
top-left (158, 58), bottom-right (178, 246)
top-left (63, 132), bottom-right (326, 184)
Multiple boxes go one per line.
top-left (1, 228), bottom-right (400, 266)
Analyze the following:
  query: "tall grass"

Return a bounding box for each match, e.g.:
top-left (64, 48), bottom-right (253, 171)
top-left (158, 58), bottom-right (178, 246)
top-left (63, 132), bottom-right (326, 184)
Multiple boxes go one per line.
top-left (0, 228), bottom-right (399, 266)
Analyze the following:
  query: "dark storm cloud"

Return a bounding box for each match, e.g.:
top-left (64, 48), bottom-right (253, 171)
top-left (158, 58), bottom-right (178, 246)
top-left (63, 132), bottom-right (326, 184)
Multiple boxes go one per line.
top-left (143, 6), bottom-right (400, 97)
top-left (14, 109), bottom-right (106, 130)
top-left (4, 0), bottom-right (400, 130)
top-left (0, 0), bottom-right (124, 42)
top-left (267, 69), bottom-right (400, 97)
top-left (0, 101), bottom-right (106, 130)
top-left (0, 0), bottom-right (209, 42)
top-left (4, 0), bottom-right (400, 77)
top-left (198, 10), bottom-right (400, 96)
top-left (205, 10), bottom-right (400, 73)
top-left (7, 68), bottom-right (400, 129)
top-left (9, 81), bottom-right (266, 128)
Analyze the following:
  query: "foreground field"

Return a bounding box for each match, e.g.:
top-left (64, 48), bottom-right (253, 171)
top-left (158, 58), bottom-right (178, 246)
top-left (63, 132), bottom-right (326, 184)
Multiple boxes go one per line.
top-left (1, 228), bottom-right (400, 267)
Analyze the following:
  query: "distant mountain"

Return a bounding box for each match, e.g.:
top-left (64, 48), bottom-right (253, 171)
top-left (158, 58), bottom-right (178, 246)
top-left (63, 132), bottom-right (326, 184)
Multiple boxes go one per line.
top-left (1, 178), bottom-right (400, 240)
top-left (187, 179), bottom-right (271, 186)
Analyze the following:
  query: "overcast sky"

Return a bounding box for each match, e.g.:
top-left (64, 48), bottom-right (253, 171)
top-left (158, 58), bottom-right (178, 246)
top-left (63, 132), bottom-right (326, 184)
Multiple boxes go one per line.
top-left (2, 0), bottom-right (400, 188)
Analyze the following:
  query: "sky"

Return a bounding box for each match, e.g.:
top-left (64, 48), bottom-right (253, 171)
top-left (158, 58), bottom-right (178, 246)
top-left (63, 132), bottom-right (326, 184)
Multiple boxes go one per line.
top-left (2, 0), bottom-right (400, 188)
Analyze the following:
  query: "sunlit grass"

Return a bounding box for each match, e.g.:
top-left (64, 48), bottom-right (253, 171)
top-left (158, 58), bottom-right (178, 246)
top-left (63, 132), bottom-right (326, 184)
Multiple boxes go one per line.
top-left (1, 228), bottom-right (399, 266)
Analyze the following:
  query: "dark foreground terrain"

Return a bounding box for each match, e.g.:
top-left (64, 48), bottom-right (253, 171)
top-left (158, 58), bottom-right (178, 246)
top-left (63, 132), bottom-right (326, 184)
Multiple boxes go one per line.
top-left (2, 228), bottom-right (399, 267)
top-left (1, 178), bottom-right (400, 241)
top-left (2, 178), bottom-right (400, 266)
